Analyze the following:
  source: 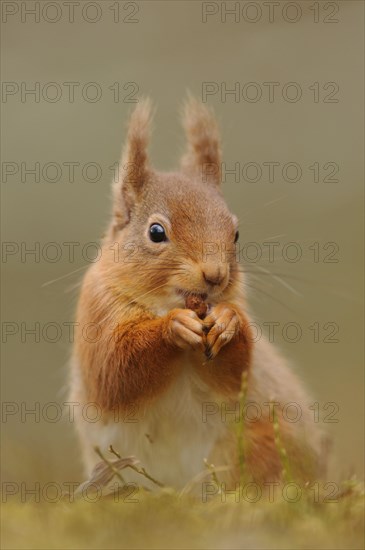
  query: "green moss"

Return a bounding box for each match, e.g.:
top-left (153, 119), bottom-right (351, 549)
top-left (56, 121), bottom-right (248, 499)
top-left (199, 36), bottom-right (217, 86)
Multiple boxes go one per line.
top-left (2, 480), bottom-right (364, 550)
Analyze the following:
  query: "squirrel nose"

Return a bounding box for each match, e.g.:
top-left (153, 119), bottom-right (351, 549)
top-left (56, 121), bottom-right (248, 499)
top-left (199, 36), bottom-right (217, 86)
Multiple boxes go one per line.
top-left (202, 265), bottom-right (225, 287)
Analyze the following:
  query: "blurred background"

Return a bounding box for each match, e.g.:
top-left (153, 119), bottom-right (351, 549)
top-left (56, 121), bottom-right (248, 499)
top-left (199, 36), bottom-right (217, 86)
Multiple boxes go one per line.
top-left (1, 0), bottom-right (364, 489)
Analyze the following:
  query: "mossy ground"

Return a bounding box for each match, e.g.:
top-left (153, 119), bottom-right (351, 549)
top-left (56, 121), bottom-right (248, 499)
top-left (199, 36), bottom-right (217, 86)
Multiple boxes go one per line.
top-left (2, 479), bottom-right (364, 550)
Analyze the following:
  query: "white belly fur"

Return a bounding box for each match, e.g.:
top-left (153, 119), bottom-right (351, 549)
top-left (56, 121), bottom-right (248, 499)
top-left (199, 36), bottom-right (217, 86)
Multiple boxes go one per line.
top-left (72, 356), bottom-right (230, 490)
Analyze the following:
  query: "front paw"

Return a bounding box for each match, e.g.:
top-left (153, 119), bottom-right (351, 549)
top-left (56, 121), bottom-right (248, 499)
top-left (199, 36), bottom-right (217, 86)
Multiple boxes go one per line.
top-left (164, 308), bottom-right (204, 351)
top-left (203, 303), bottom-right (241, 359)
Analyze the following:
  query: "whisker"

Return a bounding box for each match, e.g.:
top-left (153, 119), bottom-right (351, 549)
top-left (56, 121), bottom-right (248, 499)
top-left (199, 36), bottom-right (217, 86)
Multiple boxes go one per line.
top-left (42, 262), bottom-right (187, 289)
top-left (242, 265), bottom-right (301, 297)
top-left (123, 282), bottom-right (172, 309)
top-left (262, 195), bottom-right (288, 208)
top-left (237, 265), bottom-right (309, 281)
top-left (236, 196), bottom-right (288, 228)
top-left (262, 233), bottom-right (286, 241)
top-left (241, 280), bottom-right (298, 315)
top-left (41, 264), bottom-right (89, 287)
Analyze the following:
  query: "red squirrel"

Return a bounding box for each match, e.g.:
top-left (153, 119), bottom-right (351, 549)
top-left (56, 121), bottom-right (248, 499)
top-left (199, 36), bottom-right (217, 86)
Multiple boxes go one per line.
top-left (70, 98), bottom-right (326, 489)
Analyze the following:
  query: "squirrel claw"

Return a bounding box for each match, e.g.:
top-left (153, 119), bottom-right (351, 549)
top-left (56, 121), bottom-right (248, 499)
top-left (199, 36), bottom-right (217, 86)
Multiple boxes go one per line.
top-left (204, 345), bottom-right (213, 360)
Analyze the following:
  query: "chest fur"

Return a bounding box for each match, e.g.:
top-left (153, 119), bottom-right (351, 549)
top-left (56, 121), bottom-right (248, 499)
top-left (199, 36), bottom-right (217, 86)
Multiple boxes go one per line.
top-left (75, 359), bottom-right (231, 489)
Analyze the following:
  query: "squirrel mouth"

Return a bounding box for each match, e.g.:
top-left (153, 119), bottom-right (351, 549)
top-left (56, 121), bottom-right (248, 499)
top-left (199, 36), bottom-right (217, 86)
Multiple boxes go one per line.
top-left (176, 289), bottom-right (207, 301)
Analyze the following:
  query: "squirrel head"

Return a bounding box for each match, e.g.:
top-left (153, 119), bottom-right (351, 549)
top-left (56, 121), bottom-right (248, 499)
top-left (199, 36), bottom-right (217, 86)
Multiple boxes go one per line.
top-left (101, 97), bottom-right (243, 312)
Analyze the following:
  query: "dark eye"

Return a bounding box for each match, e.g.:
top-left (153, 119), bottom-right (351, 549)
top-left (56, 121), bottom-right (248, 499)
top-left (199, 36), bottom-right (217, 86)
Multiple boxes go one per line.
top-left (234, 230), bottom-right (239, 243)
top-left (149, 223), bottom-right (167, 243)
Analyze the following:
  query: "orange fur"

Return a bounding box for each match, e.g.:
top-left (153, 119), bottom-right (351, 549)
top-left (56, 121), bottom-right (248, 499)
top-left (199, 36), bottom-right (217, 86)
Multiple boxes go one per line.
top-left (181, 96), bottom-right (221, 184)
top-left (71, 98), bottom-right (326, 486)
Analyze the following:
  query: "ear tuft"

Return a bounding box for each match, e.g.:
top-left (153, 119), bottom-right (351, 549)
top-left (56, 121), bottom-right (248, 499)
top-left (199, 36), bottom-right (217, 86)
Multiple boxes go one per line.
top-left (121, 97), bottom-right (153, 186)
top-left (181, 95), bottom-right (221, 185)
top-left (113, 98), bottom-right (153, 228)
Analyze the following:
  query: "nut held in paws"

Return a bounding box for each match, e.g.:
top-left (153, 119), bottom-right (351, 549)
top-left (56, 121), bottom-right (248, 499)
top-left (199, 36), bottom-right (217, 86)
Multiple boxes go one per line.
top-left (185, 294), bottom-right (208, 320)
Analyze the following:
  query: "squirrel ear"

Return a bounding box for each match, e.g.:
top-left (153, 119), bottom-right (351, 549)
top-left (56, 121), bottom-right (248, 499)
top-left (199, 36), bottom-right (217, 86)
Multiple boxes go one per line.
top-left (181, 95), bottom-right (221, 186)
top-left (113, 98), bottom-right (153, 228)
